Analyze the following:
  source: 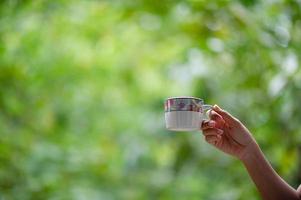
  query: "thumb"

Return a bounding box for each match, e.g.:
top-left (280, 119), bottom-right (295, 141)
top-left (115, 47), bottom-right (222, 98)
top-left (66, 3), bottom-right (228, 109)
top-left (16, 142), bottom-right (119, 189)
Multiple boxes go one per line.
top-left (212, 105), bottom-right (239, 126)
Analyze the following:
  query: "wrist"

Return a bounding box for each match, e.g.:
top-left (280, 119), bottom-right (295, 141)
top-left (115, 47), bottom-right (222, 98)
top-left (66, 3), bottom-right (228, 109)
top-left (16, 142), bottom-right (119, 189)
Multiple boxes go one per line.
top-left (238, 141), bottom-right (261, 163)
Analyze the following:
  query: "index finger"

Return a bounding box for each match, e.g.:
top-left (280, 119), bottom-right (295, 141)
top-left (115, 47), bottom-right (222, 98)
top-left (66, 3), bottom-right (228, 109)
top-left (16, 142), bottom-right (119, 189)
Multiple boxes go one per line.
top-left (208, 110), bottom-right (225, 129)
top-left (212, 105), bottom-right (240, 125)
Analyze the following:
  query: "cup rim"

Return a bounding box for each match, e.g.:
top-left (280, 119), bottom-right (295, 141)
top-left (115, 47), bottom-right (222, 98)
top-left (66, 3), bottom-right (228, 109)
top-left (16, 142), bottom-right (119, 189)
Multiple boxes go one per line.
top-left (165, 96), bottom-right (204, 102)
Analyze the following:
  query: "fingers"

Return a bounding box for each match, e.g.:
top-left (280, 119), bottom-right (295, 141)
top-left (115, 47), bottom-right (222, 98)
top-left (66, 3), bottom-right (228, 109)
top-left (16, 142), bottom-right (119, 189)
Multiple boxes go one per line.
top-left (201, 123), bottom-right (223, 146)
top-left (201, 105), bottom-right (236, 130)
top-left (202, 128), bottom-right (223, 136)
top-left (201, 111), bottom-right (225, 130)
top-left (205, 134), bottom-right (221, 145)
top-left (201, 120), bottom-right (216, 130)
top-left (212, 105), bottom-right (240, 125)
top-left (208, 110), bottom-right (222, 120)
top-left (208, 110), bottom-right (225, 127)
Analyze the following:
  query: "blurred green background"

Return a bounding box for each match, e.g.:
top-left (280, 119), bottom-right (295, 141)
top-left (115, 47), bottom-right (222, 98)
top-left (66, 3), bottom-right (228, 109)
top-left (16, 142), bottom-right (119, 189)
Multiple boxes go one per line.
top-left (1, 0), bottom-right (301, 199)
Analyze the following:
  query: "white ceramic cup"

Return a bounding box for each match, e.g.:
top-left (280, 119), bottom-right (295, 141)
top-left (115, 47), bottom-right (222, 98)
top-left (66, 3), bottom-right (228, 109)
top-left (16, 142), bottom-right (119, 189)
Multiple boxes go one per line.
top-left (164, 97), bottom-right (212, 131)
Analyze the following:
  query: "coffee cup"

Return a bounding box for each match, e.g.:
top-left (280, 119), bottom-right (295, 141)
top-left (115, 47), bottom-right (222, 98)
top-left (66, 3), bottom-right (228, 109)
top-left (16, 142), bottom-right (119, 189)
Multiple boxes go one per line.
top-left (164, 97), bottom-right (212, 131)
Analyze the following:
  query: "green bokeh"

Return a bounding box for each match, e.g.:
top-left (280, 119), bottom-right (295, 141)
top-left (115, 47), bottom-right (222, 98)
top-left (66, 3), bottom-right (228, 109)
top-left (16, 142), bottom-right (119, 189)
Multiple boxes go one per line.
top-left (0, 0), bottom-right (301, 199)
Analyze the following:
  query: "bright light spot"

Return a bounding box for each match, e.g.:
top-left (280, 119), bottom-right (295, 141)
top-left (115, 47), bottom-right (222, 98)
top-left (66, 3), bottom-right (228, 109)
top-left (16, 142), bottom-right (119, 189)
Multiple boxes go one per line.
top-left (169, 48), bottom-right (209, 81)
top-left (206, 20), bottom-right (222, 31)
top-left (275, 25), bottom-right (290, 47)
top-left (207, 37), bottom-right (224, 52)
top-left (281, 52), bottom-right (298, 75)
top-left (219, 52), bottom-right (234, 67)
top-left (269, 74), bottom-right (287, 97)
top-left (259, 31), bottom-right (274, 47)
top-left (173, 3), bottom-right (191, 22)
top-left (169, 63), bottom-right (192, 85)
top-left (140, 13), bottom-right (161, 31)
top-left (187, 48), bottom-right (209, 77)
top-left (168, 48), bottom-right (210, 94)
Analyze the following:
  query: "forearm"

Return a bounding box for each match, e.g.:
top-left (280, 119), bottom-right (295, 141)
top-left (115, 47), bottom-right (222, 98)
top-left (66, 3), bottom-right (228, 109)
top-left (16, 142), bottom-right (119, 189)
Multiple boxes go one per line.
top-left (241, 143), bottom-right (299, 200)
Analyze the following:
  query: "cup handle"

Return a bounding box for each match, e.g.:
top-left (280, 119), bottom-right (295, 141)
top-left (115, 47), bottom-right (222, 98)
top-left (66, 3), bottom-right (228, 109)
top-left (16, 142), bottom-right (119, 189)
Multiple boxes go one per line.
top-left (202, 104), bottom-right (212, 120)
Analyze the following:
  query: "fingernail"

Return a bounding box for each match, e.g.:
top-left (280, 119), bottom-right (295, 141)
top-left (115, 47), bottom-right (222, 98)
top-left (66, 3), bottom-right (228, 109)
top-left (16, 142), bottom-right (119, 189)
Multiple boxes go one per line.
top-left (217, 129), bottom-right (223, 134)
top-left (213, 104), bottom-right (221, 111)
top-left (208, 121), bottom-right (215, 127)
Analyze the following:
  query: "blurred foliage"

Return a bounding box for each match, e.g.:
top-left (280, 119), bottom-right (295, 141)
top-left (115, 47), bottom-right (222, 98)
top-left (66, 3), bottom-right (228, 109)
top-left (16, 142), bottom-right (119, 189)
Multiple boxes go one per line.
top-left (0, 0), bottom-right (301, 199)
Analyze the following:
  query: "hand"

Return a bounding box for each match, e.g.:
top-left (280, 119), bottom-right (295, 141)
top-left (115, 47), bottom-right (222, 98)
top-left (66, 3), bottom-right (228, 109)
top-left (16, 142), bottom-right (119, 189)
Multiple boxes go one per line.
top-left (200, 105), bottom-right (257, 160)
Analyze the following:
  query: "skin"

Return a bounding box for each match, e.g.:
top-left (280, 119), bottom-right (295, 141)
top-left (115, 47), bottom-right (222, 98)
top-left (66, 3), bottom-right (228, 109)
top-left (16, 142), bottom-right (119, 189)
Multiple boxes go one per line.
top-left (201, 105), bottom-right (301, 200)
